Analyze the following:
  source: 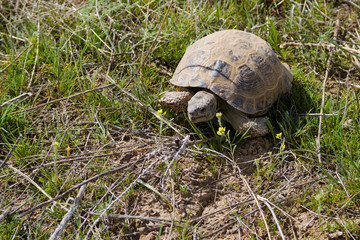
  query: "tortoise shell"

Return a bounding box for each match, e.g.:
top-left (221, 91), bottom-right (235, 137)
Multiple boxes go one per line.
top-left (170, 30), bottom-right (293, 115)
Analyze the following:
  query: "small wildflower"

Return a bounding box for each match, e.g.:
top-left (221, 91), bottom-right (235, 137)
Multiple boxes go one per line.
top-left (216, 112), bottom-right (222, 118)
top-left (276, 132), bottom-right (282, 139)
top-left (217, 126), bottom-right (226, 136)
top-left (157, 109), bottom-right (166, 116)
top-left (66, 146), bottom-right (71, 157)
top-left (280, 142), bottom-right (285, 151)
top-left (53, 141), bottom-right (60, 148)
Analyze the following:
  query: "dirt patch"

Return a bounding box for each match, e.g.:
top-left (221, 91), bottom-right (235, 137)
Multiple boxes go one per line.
top-left (3, 120), bottom-right (357, 239)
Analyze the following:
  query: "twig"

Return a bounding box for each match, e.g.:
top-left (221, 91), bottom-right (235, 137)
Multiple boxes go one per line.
top-left (0, 32), bottom-right (27, 42)
top-left (0, 134), bottom-right (23, 169)
top-left (205, 148), bottom-right (272, 239)
top-left (84, 147), bottom-right (166, 239)
top-left (27, 17), bottom-right (40, 90)
top-left (0, 151), bottom-right (138, 180)
top-left (160, 135), bottom-right (190, 206)
top-left (16, 155), bottom-right (142, 218)
top-left (241, 174), bottom-right (272, 239)
top-left (295, 112), bottom-right (338, 117)
top-left (258, 196), bottom-right (286, 240)
top-left (89, 212), bottom-right (181, 224)
top-left (336, 80), bottom-right (360, 89)
top-left (48, 184), bottom-right (87, 240)
top-left (296, 99), bottom-right (356, 118)
top-left (343, 0), bottom-right (360, 10)
top-left (280, 42), bottom-right (360, 55)
top-left (201, 220), bottom-right (237, 239)
top-left (85, 136), bottom-right (189, 239)
top-left (0, 93), bottom-right (32, 109)
top-left (8, 165), bottom-right (63, 212)
top-left (336, 190), bottom-right (360, 214)
top-left (316, 19), bottom-right (341, 163)
top-left (15, 84), bottom-right (114, 114)
top-left (0, 207), bottom-right (12, 223)
top-left (228, 156), bottom-right (272, 239)
top-left (119, 227), bottom-right (162, 238)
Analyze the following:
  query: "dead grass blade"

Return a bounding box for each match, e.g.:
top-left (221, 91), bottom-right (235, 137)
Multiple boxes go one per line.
top-left (316, 19), bottom-right (341, 163)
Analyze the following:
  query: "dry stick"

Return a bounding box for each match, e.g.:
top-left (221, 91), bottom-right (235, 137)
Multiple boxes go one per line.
top-left (201, 220), bottom-right (238, 239)
top-left (258, 196), bottom-right (285, 240)
top-left (15, 84), bottom-right (115, 114)
top-left (85, 136), bottom-right (189, 239)
top-left (8, 165), bottom-right (64, 211)
top-left (104, 74), bottom-right (183, 136)
top-left (344, 0), bottom-right (360, 10)
top-left (316, 19), bottom-right (341, 163)
top-left (0, 44), bottom-right (32, 74)
top-left (0, 207), bottom-right (12, 223)
top-left (280, 42), bottom-right (360, 55)
top-left (48, 184), bottom-right (87, 240)
top-left (16, 156), bottom-right (142, 218)
top-left (0, 149), bottom-right (142, 180)
top-left (0, 32), bottom-right (27, 43)
top-left (240, 174), bottom-right (271, 240)
top-left (120, 227), bottom-right (162, 238)
top-left (234, 216), bottom-right (262, 239)
top-left (336, 81), bottom-right (360, 89)
top-left (84, 147), bottom-right (166, 239)
top-left (205, 148), bottom-right (272, 239)
top-left (0, 93), bottom-right (32, 109)
top-left (89, 212), bottom-right (180, 224)
top-left (0, 134), bottom-right (23, 169)
top-left (27, 17), bottom-right (40, 90)
top-left (161, 135), bottom-right (190, 206)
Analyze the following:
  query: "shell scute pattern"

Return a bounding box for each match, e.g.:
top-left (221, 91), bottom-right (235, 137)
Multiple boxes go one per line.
top-left (249, 54), bottom-right (273, 76)
top-left (255, 96), bottom-right (266, 112)
top-left (263, 47), bottom-right (280, 66)
top-left (235, 39), bottom-right (252, 50)
top-left (235, 64), bottom-right (265, 98)
top-left (170, 30), bottom-right (293, 115)
top-left (208, 60), bottom-right (231, 80)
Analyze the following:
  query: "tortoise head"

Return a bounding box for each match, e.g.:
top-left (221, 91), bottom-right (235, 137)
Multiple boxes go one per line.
top-left (187, 91), bottom-right (217, 123)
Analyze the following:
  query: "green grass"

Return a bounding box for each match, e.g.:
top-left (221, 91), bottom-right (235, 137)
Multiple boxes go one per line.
top-left (1, 0), bottom-right (360, 239)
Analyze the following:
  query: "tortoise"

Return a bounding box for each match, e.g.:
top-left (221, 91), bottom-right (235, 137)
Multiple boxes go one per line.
top-left (159, 30), bottom-right (293, 136)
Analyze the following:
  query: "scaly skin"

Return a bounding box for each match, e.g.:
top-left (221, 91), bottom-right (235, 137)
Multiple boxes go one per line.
top-left (159, 90), bottom-right (270, 136)
top-left (158, 91), bottom-right (193, 112)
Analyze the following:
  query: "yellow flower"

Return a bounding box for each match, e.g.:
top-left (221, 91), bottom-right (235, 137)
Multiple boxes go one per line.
top-left (53, 141), bottom-right (60, 148)
top-left (280, 142), bottom-right (285, 151)
top-left (66, 146), bottom-right (71, 157)
top-left (157, 109), bottom-right (166, 116)
top-left (217, 126), bottom-right (226, 136)
top-left (276, 132), bottom-right (282, 139)
top-left (216, 112), bottom-right (222, 118)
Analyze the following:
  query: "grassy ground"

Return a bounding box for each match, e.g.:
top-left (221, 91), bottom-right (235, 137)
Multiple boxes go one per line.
top-left (1, 0), bottom-right (360, 239)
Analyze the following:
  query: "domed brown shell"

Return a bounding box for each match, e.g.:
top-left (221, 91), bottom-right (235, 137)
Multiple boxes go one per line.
top-left (170, 30), bottom-right (293, 115)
